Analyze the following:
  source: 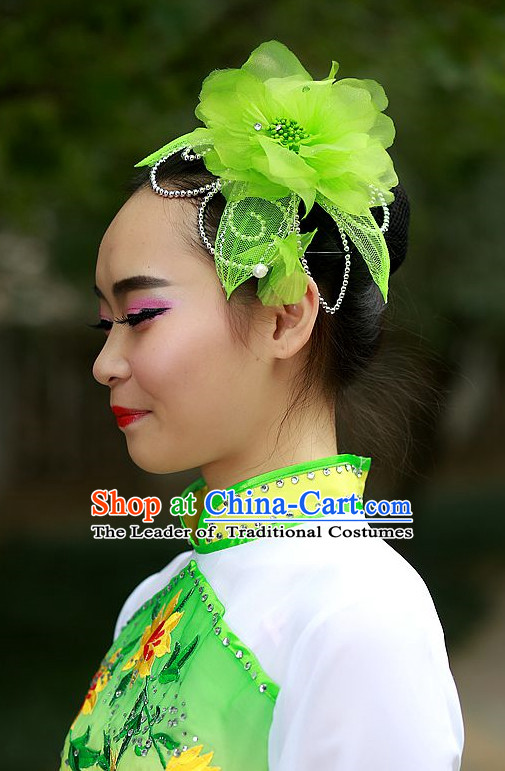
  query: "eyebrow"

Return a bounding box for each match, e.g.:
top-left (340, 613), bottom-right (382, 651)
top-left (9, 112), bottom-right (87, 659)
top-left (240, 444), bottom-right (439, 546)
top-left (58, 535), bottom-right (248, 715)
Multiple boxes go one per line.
top-left (94, 275), bottom-right (172, 300)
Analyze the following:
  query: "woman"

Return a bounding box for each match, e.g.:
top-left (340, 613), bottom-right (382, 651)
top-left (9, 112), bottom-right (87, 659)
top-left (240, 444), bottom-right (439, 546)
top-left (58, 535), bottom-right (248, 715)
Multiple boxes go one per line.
top-left (60, 41), bottom-right (464, 770)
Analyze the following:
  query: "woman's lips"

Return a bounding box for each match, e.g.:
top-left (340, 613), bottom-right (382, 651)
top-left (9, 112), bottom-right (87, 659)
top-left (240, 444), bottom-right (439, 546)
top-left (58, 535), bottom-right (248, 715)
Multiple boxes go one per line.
top-left (111, 406), bottom-right (151, 428)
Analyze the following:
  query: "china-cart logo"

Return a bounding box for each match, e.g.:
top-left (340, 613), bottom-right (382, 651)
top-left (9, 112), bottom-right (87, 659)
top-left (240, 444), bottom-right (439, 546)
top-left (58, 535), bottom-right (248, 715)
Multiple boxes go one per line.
top-left (201, 489), bottom-right (413, 521)
top-left (89, 488), bottom-right (414, 541)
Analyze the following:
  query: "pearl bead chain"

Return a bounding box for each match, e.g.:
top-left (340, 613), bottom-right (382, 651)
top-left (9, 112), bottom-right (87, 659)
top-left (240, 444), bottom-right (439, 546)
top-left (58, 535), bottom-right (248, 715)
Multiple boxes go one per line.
top-left (150, 157), bottom-right (218, 200)
top-left (197, 182), bottom-right (221, 255)
top-left (295, 207), bottom-right (351, 314)
top-left (181, 147), bottom-right (202, 162)
top-left (369, 184), bottom-right (390, 234)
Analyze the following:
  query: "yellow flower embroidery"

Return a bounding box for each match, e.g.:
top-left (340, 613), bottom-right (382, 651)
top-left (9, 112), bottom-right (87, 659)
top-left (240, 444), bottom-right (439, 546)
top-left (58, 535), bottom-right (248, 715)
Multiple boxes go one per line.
top-left (165, 745), bottom-right (221, 770)
top-left (122, 590), bottom-right (184, 678)
top-left (73, 649), bottom-right (122, 724)
top-left (80, 668), bottom-right (108, 715)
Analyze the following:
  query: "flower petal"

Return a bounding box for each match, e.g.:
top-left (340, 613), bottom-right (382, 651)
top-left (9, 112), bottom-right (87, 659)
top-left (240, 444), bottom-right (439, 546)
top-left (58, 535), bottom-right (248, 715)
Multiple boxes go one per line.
top-left (164, 611), bottom-right (184, 634)
top-left (339, 77), bottom-right (389, 112)
top-left (197, 69), bottom-right (268, 131)
top-left (257, 231), bottom-right (316, 305)
top-left (256, 137), bottom-right (317, 212)
top-left (134, 129), bottom-right (211, 168)
top-left (163, 590), bottom-right (183, 618)
top-left (242, 40), bottom-right (312, 81)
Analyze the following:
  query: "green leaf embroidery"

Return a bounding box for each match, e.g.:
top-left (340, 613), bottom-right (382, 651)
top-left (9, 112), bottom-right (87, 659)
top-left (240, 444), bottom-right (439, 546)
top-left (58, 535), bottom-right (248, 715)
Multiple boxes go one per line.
top-left (164, 640), bottom-right (181, 669)
top-left (72, 727), bottom-right (91, 748)
top-left (74, 747), bottom-right (101, 768)
top-left (157, 635), bottom-right (199, 683)
top-left (67, 745), bottom-right (79, 771)
top-left (95, 731), bottom-right (112, 771)
top-left (116, 712), bottom-right (142, 764)
top-left (173, 586), bottom-right (195, 613)
top-left (158, 666), bottom-right (180, 684)
top-left (108, 672), bottom-right (133, 705)
top-left (120, 636), bottom-right (141, 658)
top-left (152, 732), bottom-right (178, 751)
top-left (67, 728), bottom-right (103, 771)
top-left (178, 635), bottom-right (199, 668)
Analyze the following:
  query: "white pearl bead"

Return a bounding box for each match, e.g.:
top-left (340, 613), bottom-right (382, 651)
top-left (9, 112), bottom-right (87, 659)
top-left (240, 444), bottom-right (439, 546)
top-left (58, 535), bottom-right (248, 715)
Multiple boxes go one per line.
top-left (252, 263), bottom-right (268, 278)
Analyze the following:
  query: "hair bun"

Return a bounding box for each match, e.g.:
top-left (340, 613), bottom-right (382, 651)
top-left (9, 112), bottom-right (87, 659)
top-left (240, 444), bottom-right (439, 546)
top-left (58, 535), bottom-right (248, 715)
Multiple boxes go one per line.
top-left (371, 183), bottom-right (410, 275)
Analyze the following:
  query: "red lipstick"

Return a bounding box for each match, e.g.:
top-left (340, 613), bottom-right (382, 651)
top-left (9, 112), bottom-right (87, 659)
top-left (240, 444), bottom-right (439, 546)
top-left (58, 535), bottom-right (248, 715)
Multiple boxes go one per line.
top-left (111, 406), bottom-right (151, 428)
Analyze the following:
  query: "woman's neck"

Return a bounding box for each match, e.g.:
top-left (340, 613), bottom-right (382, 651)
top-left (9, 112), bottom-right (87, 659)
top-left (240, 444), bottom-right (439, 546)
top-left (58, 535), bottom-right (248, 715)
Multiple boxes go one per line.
top-left (200, 396), bottom-right (337, 491)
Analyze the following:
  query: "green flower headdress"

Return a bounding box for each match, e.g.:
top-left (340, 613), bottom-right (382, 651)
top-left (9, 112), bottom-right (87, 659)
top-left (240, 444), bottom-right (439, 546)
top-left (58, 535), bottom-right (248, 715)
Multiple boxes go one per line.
top-left (135, 40), bottom-right (399, 312)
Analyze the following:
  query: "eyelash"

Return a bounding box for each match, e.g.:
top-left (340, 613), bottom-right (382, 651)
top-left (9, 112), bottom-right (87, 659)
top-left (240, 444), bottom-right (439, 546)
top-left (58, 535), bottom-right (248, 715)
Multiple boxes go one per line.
top-left (88, 308), bottom-right (168, 332)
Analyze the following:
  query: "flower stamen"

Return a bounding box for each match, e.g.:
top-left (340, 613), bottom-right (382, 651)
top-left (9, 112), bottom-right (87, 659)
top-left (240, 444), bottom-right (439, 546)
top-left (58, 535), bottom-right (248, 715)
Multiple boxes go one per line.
top-left (265, 117), bottom-right (309, 152)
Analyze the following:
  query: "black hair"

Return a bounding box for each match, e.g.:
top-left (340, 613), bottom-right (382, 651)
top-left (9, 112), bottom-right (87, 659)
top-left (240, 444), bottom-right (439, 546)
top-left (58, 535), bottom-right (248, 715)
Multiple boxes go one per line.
top-left (128, 155), bottom-right (412, 468)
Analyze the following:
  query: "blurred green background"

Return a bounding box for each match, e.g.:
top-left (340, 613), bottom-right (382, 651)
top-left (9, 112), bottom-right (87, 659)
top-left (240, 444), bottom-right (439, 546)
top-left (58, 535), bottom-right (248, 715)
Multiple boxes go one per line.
top-left (1, 2), bottom-right (504, 769)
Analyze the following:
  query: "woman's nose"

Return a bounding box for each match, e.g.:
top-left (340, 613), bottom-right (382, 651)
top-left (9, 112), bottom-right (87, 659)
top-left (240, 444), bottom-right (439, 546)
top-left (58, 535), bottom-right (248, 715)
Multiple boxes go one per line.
top-left (92, 331), bottom-right (132, 386)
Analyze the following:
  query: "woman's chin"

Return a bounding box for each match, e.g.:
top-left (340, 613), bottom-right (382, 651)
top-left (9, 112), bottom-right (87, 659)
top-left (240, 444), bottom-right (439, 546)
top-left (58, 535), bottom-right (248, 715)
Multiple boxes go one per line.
top-left (125, 441), bottom-right (193, 476)
top-left (126, 448), bottom-right (171, 474)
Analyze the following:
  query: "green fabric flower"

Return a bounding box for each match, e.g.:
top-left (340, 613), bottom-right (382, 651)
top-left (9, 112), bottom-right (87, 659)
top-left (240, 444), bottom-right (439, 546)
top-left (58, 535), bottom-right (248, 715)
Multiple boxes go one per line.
top-left (138, 41), bottom-right (397, 217)
top-left (135, 41), bottom-right (399, 306)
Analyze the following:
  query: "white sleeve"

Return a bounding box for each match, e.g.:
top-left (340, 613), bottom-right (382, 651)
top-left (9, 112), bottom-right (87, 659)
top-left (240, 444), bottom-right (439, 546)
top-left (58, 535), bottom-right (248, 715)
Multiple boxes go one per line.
top-left (268, 596), bottom-right (464, 771)
top-left (113, 548), bottom-right (194, 640)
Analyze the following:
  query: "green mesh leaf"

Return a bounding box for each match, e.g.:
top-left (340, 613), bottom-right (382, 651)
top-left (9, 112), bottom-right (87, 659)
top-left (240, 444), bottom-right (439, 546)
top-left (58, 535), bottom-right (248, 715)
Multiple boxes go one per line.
top-left (318, 194), bottom-right (391, 301)
top-left (215, 191), bottom-right (297, 298)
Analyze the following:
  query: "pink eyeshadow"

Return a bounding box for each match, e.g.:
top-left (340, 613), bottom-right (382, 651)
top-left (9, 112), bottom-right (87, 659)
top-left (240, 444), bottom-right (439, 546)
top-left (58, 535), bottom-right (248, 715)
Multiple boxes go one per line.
top-left (125, 298), bottom-right (175, 313)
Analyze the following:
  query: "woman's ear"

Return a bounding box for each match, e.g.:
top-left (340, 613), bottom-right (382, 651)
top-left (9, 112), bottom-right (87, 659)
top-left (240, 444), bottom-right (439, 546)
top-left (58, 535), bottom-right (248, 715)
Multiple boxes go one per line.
top-left (271, 279), bottom-right (320, 359)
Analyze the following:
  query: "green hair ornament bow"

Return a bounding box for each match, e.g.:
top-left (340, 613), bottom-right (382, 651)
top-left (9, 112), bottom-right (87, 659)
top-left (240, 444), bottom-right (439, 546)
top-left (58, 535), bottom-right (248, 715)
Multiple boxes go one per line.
top-left (135, 41), bottom-right (398, 306)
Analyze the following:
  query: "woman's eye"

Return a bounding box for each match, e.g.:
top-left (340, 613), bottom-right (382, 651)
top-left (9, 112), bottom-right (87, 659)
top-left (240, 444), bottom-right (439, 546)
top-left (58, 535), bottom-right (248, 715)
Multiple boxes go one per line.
top-left (88, 319), bottom-right (113, 333)
top-left (119, 308), bottom-right (168, 327)
top-left (88, 307), bottom-right (168, 334)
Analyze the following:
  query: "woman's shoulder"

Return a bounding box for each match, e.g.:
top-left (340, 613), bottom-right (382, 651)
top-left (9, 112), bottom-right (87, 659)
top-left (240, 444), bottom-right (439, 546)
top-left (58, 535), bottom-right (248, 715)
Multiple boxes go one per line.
top-left (314, 534), bottom-right (445, 640)
top-left (320, 531), bottom-right (438, 611)
top-left (212, 527), bottom-right (439, 624)
top-left (111, 531), bottom-right (445, 667)
top-left (302, 531), bottom-right (445, 642)
top-left (113, 548), bottom-right (194, 639)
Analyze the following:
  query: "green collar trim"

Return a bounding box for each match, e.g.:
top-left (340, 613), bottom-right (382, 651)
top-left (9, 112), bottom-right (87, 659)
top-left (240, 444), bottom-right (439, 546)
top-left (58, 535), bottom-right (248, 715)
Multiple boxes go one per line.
top-left (179, 453), bottom-right (371, 554)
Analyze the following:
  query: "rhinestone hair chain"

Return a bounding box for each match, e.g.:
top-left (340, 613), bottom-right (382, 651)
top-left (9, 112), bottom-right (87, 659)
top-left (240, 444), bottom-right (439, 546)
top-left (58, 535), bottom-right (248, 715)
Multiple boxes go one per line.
top-left (149, 149), bottom-right (390, 314)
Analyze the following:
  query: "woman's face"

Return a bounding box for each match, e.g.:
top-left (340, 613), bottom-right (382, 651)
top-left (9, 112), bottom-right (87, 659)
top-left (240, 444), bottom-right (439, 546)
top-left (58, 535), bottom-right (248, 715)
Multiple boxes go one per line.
top-left (93, 188), bottom-right (274, 476)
